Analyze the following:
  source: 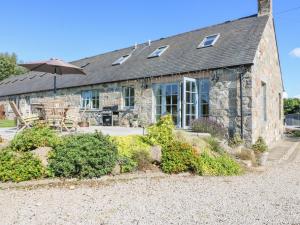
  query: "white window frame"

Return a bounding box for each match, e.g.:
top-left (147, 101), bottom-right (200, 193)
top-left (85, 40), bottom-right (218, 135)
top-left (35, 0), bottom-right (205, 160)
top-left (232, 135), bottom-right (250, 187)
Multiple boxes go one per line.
top-left (148, 45), bottom-right (169, 58)
top-left (112, 54), bottom-right (131, 66)
top-left (198, 34), bottom-right (220, 48)
top-left (81, 90), bottom-right (100, 110)
top-left (153, 82), bottom-right (181, 127)
top-left (123, 87), bottom-right (135, 109)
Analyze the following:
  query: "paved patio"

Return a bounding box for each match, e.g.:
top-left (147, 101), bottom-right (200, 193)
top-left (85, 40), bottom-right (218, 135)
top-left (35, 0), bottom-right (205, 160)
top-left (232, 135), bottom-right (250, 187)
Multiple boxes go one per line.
top-left (0, 126), bottom-right (145, 141)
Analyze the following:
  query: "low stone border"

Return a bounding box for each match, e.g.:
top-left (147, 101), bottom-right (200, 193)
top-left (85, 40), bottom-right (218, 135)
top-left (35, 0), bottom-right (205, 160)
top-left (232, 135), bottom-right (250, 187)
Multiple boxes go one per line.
top-left (0, 172), bottom-right (191, 190)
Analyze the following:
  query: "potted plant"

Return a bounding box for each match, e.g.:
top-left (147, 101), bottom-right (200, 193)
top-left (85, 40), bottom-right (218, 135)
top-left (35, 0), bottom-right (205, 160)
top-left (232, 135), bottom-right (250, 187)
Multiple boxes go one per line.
top-left (252, 137), bottom-right (269, 166)
top-left (229, 133), bottom-right (244, 154)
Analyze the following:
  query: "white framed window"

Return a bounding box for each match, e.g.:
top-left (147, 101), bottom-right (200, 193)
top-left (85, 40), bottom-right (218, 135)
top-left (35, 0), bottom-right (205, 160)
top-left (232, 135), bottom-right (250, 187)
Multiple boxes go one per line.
top-left (153, 83), bottom-right (180, 126)
top-left (198, 79), bottom-right (210, 117)
top-left (123, 87), bottom-right (135, 109)
top-left (198, 34), bottom-right (220, 48)
top-left (81, 90), bottom-right (100, 109)
top-left (112, 54), bottom-right (131, 66)
top-left (148, 45), bottom-right (169, 58)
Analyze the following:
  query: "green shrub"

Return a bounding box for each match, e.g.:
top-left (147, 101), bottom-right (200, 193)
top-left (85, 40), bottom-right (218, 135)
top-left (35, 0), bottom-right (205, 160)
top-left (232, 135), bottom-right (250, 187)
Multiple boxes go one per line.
top-left (229, 133), bottom-right (244, 148)
top-left (193, 152), bottom-right (242, 176)
top-left (191, 118), bottom-right (227, 139)
top-left (0, 149), bottom-right (45, 182)
top-left (205, 137), bottom-right (224, 153)
top-left (161, 141), bottom-right (198, 174)
top-left (252, 137), bottom-right (268, 153)
top-left (48, 132), bottom-right (118, 178)
top-left (132, 149), bottom-right (152, 170)
top-left (174, 131), bottom-right (209, 153)
top-left (114, 135), bottom-right (150, 158)
top-left (292, 130), bottom-right (300, 137)
top-left (145, 115), bottom-right (175, 148)
top-left (10, 124), bottom-right (62, 152)
top-left (118, 156), bottom-right (138, 173)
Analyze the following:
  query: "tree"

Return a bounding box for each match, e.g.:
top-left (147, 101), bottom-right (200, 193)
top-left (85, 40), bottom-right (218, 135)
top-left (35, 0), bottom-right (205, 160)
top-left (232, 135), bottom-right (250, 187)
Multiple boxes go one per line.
top-left (284, 98), bottom-right (300, 115)
top-left (0, 53), bottom-right (27, 81)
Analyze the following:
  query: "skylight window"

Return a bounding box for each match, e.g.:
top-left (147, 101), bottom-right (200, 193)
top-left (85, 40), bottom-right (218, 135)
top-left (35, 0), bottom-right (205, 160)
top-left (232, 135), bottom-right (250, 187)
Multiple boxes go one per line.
top-left (112, 54), bottom-right (131, 66)
top-left (198, 34), bottom-right (220, 48)
top-left (148, 45), bottom-right (169, 58)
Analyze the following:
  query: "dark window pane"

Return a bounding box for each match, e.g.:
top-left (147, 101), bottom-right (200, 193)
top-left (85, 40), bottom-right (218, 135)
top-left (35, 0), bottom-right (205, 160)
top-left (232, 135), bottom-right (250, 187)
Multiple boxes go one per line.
top-left (172, 115), bottom-right (177, 124)
top-left (192, 82), bottom-right (196, 92)
top-left (166, 96), bottom-right (171, 105)
top-left (186, 92), bottom-right (191, 103)
top-left (125, 88), bottom-right (130, 96)
top-left (166, 105), bottom-right (171, 113)
top-left (130, 88), bottom-right (135, 96)
top-left (172, 95), bottom-right (178, 105)
top-left (186, 104), bottom-right (191, 114)
top-left (129, 97), bottom-right (134, 107)
top-left (172, 105), bottom-right (177, 114)
top-left (191, 104), bottom-right (196, 114)
top-left (186, 81), bottom-right (190, 92)
top-left (186, 116), bottom-right (190, 126)
top-left (202, 104), bottom-right (209, 116)
top-left (125, 98), bottom-right (130, 107)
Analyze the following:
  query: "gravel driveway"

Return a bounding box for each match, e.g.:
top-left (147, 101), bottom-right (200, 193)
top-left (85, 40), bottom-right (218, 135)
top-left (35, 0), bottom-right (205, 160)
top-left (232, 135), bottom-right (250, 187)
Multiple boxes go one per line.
top-left (1, 147), bottom-right (300, 225)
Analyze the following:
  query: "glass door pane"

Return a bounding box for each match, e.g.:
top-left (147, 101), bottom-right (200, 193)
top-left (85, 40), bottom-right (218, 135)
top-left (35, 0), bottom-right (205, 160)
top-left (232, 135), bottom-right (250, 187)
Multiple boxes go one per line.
top-left (182, 77), bottom-right (198, 128)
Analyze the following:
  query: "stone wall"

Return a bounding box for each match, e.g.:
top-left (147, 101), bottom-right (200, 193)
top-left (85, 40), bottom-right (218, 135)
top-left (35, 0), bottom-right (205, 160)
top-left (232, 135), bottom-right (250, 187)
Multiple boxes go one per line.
top-left (0, 18), bottom-right (284, 148)
top-left (250, 16), bottom-right (284, 146)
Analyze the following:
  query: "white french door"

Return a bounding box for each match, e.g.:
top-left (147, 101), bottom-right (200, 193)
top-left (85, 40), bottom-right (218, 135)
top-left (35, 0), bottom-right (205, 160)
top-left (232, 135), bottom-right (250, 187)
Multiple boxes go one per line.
top-left (182, 77), bottom-right (198, 128)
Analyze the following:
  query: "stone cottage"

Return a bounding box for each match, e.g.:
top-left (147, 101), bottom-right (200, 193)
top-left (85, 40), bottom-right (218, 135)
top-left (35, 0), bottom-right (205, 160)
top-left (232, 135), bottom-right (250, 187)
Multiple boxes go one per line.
top-left (0, 0), bottom-right (284, 145)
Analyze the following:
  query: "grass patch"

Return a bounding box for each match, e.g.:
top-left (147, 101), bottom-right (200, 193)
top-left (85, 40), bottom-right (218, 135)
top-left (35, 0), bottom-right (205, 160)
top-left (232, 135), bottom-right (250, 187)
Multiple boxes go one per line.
top-left (0, 120), bottom-right (16, 128)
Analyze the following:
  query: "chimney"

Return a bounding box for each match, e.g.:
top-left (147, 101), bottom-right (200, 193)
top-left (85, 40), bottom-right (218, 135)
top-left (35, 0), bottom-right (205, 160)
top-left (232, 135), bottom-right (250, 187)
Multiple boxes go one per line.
top-left (258, 0), bottom-right (272, 16)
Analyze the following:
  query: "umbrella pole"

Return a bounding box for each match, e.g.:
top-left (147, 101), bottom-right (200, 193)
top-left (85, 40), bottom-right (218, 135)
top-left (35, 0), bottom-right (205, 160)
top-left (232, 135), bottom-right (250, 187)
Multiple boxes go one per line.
top-left (54, 76), bottom-right (57, 94)
top-left (54, 66), bottom-right (57, 97)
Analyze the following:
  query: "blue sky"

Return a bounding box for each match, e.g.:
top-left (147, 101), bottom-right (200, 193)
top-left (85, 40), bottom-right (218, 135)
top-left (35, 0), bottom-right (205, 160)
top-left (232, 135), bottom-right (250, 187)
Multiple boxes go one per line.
top-left (0, 0), bottom-right (299, 97)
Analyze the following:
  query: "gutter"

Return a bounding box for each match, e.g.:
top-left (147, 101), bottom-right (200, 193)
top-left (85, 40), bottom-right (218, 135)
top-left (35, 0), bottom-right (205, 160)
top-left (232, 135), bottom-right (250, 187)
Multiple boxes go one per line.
top-left (0, 63), bottom-right (254, 98)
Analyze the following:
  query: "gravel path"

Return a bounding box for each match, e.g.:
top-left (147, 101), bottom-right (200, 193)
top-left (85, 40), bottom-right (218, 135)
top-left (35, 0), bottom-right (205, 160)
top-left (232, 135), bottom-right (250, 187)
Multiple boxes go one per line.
top-left (1, 147), bottom-right (300, 225)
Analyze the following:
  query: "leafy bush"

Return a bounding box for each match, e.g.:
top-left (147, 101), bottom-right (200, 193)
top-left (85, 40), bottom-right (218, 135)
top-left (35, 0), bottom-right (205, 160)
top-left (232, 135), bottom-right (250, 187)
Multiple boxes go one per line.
top-left (48, 132), bottom-right (118, 178)
top-left (174, 131), bottom-right (209, 153)
top-left (252, 137), bottom-right (268, 153)
top-left (10, 124), bottom-right (62, 152)
top-left (205, 137), bottom-right (224, 153)
top-left (114, 135), bottom-right (150, 158)
top-left (0, 149), bottom-right (45, 182)
top-left (229, 133), bottom-right (244, 148)
top-left (161, 141), bottom-right (198, 174)
top-left (118, 156), bottom-right (138, 173)
top-left (132, 149), bottom-right (152, 170)
top-left (145, 115), bottom-right (175, 148)
top-left (114, 135), bottom-right (152, 172)
top-left (193, 152), bottom-right (242, 176)
top-left (191, 118), bottom-right (227, 139)
top-left (292, 130), bottom-right (300, 137)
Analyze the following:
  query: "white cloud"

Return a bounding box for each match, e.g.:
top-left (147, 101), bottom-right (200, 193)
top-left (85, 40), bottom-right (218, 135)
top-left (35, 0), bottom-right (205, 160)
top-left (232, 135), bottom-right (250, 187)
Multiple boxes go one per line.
top-left (289, 48), bottom-right (300, 58)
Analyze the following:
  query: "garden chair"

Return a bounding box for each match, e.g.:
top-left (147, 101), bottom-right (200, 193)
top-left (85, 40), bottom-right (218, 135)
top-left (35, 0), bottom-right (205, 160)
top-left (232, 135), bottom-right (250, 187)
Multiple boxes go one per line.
top-left (9, 101), bottom-right (39, 132)
top-left (61, 115), bottom-right (79, 132)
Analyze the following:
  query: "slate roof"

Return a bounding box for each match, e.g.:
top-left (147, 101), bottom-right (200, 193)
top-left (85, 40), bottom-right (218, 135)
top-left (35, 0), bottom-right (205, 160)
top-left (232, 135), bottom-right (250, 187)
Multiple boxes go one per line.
top-left (0, 14), bottom-right (269, 97)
